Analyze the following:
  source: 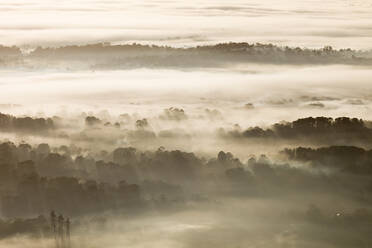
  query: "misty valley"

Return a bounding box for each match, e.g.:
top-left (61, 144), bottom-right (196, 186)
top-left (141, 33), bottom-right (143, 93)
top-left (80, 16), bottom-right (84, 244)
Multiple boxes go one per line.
top-left (1, 0), bottom-right (372, 246)
top-left (0, 108), bottom-right (372, 247)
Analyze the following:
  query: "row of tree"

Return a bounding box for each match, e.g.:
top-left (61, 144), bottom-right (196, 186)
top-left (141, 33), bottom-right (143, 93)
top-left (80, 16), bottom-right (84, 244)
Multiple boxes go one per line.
top-left (2, 139), bottom-right (372, 218)
top-left (1, 42), bottom-right (371, 68)
top-left (223, 117), bottom-right (372, 145)
top-left (0, 112), bottom-right (54, 133)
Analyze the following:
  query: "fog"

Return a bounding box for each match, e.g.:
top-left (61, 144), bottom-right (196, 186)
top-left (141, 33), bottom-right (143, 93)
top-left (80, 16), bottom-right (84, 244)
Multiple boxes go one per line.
top-left (2, 51), bottom-right (372, 247)
top-left (1, 64), bottom-right (372, 128)
top-left (1, 1), bottom-right (372, 248)
top-left (1, 137), bottom-right (372, 247)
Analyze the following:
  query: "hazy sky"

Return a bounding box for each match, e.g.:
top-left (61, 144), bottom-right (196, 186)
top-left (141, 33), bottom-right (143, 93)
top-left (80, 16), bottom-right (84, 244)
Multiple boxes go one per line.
top-left (1, 0), bottom-right (372, 49)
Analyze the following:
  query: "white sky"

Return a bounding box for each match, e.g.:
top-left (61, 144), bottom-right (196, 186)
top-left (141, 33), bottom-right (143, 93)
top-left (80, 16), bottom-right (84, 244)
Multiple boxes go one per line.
top-left (0, 0), bottom-right (372, 49)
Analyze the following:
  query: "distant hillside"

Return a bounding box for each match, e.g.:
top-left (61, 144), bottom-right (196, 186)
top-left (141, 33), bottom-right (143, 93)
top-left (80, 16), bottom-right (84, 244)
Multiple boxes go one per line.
top-left (1, 42), bottom-right (372, 70)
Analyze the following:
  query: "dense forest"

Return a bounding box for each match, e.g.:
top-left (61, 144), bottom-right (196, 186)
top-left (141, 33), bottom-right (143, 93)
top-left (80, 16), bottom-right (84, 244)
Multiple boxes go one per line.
top-left (1, 43), bottom-right (372, 70)
top-left (1, 127), bottom-right (372, 244)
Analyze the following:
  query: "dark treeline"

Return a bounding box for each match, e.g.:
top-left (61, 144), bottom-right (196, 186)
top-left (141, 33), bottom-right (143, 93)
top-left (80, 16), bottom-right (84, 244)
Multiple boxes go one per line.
top-left (221, 117), bottom-right (372, 147)
top-left (58, 114), bottom-right (372, 149)
top-left (0, 45), bottom-right (22, 67)
top-left (1, 140), bottom-right (372, 221)
top-left (0, 45), bottom-right (21, 55)
top-left (0, 142), bottom-right (143, 218)
top-left (3, 113), bottom-right (372, 152)
top-left (0, 141), bottom-right (204, 218)
top-left (1, 168), bottom-right (141, 218)
top-left (0, 112), bottom-right (54, 133)
top-left (27, 43), bottom-right (372, 63)
top-left (1, 42), bottom-right (372, 69)
top-left (283, 146), bottom-right (372, 174)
